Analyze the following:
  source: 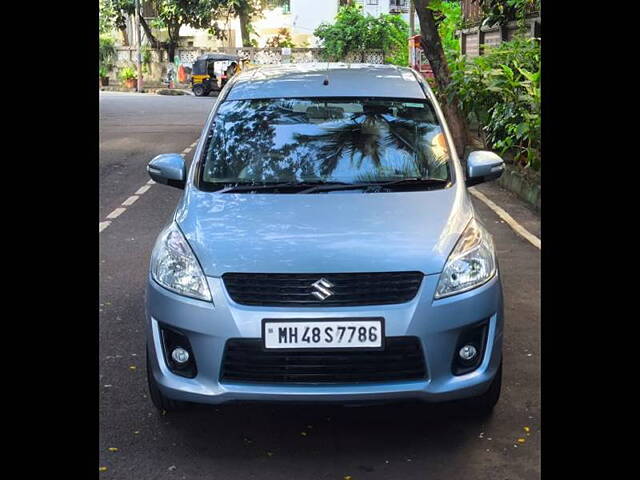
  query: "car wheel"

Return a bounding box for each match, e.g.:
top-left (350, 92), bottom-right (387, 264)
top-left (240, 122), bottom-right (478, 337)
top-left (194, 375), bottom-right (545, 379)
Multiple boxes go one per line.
top-left (146, 345), bottom-right (190, 412)
top-left (462, 361), bottom-right (502, 416)
top-left (192, 84), bottom-right (205, 97)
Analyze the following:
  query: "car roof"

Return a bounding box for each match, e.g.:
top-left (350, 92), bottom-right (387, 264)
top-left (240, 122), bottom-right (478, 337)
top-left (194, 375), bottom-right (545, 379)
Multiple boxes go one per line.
top-left (226, 63), bottom-right (427, 101)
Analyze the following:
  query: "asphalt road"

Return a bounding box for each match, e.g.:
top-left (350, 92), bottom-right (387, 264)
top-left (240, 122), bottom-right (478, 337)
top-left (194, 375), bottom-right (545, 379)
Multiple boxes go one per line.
top-left (99, 92), bottom-right (541, 480)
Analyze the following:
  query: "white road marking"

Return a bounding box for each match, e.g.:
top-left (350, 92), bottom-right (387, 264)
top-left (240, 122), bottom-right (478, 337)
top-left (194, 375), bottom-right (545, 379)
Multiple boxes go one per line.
top-left (106, 207), bottom-right (126, 219)
top-left (122, 195), bottom-right (139, 206)
top-left (99, 139), bottom-right (197, 233)
top-left (469, 188), bottom-right (541, 250)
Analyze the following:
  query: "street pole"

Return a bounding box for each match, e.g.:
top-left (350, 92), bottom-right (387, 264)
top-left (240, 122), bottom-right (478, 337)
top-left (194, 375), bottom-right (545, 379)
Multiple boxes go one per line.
top-left (410, 0), bottom-right (415, 36)
top-left (135, 0), bottom-right (142, 93)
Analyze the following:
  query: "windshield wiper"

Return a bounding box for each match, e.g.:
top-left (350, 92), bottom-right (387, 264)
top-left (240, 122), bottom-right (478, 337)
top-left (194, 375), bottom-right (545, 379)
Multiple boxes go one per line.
top-left (215, 181), bottom-right (351, 193)
top-left (299, 177), bottom-right (451, 194)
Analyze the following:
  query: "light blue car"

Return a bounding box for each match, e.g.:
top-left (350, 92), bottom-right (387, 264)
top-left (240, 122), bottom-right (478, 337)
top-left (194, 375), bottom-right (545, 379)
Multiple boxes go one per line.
top-left (145, 63), bottom-right (505, 415)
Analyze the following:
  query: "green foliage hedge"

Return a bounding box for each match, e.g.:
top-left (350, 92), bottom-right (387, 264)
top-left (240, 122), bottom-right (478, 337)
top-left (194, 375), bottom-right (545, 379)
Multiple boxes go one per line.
top-left (314, 4), bottom-right (409, 66)
top-left (447, 38), bottom-right (541, 170)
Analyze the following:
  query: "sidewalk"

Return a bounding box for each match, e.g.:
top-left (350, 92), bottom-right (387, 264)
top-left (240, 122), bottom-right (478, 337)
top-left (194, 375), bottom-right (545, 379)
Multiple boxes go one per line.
top-left (471, 181), bottom-right (540, 241)
top-left (99, 84), bottom-right (193, 95)
top-left (464, 132), bottom-right (540, 213)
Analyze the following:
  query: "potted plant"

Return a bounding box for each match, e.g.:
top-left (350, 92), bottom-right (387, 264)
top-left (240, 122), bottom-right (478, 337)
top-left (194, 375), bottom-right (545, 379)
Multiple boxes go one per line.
top-left (99, 65), bottom-right (110, 86)
top-left (119, 66), bottom-right (138, 89)
top-left (99, 35), bottom-right (116, 87)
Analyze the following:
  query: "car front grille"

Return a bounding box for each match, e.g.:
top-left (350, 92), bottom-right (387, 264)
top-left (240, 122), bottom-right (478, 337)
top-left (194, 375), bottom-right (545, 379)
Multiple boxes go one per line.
top-left (222, 272), bottom-right (423, 307)
top-left (220, 337), bottom-right (427, 384)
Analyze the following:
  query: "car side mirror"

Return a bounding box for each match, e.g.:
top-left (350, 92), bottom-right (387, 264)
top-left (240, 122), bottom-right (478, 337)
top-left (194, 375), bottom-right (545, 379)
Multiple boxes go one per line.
top-left (147, 154), bottom-right (186, 189)
top-left (465, 151), bottom-right (505, 187)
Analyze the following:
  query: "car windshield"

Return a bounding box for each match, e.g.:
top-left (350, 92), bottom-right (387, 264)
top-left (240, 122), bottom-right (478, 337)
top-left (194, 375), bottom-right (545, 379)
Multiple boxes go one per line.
top-left (199, 97), bottom-right (451, 189)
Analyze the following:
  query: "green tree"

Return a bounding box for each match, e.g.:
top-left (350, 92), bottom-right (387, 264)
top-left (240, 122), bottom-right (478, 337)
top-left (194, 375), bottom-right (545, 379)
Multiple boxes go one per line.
top-left (314, 4), bottom-right (409, 65)
top-left (100, 0), bottom-right (135, 46)
top-left (221, 1), bottom-right (269, 47)
top-left (144, 0), bottom-right (225, 62)
top-left (413, 0), bottom-right (468, 155)
top-left (428, 0), bottom-right (462, 62)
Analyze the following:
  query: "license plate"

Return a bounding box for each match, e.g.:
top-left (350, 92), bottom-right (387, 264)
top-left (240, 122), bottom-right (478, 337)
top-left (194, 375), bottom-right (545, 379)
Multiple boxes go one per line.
top-left (263, 318), bottom-right (384, 350)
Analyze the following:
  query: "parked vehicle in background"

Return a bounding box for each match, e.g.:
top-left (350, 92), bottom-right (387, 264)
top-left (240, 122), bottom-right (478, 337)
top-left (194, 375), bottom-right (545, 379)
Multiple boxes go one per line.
top-left (145, 63), bottom-right (506, 415)
top-left (191, 53), bottom-right (241, 97)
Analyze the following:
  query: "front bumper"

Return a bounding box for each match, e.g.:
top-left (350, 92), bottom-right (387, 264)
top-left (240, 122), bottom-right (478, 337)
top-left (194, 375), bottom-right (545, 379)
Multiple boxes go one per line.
top-left (146, 272), bottom-right (503, 405)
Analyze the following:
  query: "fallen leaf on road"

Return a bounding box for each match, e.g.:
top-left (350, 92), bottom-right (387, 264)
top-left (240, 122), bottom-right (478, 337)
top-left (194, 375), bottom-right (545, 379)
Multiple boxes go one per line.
top-left (129, 366), bottom-right (137, 370)
top-left (266, 451), bottom-right (273, 457)
top-left (300, 431), bottom-right (307, 436)
top-left (524, 426), bottom-right (530, 433)
top-left (108, 447), bottom-right (118, 452)
top-left (168, 465), bottom-right (177, 471)
top-left (99, 466), bottom-right (108, 472)
top-left (344, 476), bottom-right (352, 480)
top-left (517, 438), bottom-right (526, 443)
top-left (134, 431), bottom-right (140, 435)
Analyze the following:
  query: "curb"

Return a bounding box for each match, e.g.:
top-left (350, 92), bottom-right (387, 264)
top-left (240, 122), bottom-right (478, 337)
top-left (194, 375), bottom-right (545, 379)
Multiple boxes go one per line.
top-left (99, 86), bottom-right (193, 95)
top-left (496, 165), bottom-right (541, 212)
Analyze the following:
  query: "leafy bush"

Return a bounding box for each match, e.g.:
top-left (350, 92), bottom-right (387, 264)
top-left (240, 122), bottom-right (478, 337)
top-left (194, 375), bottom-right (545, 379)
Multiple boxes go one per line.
top-left (266, 28), bottom-right (296, 48)
top-left (99, 34), bottom-right (117, 72)
top-left (314, 4), bottom-right (409, 66)
top-left (447, 38), bottom-right (540, 170)
top-left (119, 65), bottom-right (138, 81)
top-left (472, 0), bottom-right (540, 28)
top-left (99, 65), bottom-right (109, 78)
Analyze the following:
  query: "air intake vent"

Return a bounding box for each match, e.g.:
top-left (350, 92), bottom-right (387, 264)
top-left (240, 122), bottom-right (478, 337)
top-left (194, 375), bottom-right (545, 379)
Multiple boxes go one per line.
top-left (220, 337), bottom-right (427, 384)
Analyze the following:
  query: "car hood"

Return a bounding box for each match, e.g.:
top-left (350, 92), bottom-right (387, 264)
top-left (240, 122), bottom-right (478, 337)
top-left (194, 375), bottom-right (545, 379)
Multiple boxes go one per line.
top-left (175, 186), bottom-right (473, 277)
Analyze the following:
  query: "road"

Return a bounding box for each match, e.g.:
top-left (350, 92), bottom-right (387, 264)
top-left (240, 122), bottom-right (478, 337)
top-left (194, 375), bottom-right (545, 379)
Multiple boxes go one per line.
top-left (99, 92), bottom-right (540, 480)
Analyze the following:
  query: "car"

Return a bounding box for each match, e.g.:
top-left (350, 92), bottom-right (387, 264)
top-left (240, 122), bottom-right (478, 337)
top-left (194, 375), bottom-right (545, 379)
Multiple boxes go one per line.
top-left (145, 63), bottom-right (505, 415)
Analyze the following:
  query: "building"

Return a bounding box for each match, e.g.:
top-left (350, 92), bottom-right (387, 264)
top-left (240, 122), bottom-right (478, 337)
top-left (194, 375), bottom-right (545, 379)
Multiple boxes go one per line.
top-left (131, 0), bottom-right (415, 50)
top-left (458, 0), bottom-right (540, 58)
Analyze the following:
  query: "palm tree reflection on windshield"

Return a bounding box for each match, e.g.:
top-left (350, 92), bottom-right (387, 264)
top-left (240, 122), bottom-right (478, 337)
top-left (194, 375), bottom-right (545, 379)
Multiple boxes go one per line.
top-left (203, 100), bottom-right (449, 184)
top-left (294, 112), bottom-right (440, 180)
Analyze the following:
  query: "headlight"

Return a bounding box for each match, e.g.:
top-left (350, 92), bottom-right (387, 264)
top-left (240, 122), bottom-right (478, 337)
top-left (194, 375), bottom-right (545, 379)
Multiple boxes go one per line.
top-left (150, 223), bottom-right (212, 302)
top-left (435, 218), bottom-right (496, 299)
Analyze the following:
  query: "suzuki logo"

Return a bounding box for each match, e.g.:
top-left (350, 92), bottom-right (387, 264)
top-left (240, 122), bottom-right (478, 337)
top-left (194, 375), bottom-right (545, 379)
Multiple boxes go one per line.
top-left (311, 278), bottom-right (335, 301)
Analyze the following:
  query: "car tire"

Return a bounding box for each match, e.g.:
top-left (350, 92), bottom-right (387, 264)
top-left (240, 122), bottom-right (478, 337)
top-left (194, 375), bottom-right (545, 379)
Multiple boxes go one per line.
top-left (146, 346), bottom-right (190, 412)
top-left (192, 84), bottom-right (205, 97)
top-left (461, 361), bottom-right (502, 416)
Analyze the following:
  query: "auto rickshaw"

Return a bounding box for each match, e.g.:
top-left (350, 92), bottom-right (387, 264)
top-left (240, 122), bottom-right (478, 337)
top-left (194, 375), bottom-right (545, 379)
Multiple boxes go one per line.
top-left (191, 53), bottom-right (240, 97)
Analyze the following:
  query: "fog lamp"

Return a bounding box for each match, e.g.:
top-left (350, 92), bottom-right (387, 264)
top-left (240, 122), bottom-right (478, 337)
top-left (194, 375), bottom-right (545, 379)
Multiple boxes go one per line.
top-left (459, 344), bottom-right (478, 362)
top-left (171, 347), bottom-right (190, 364)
